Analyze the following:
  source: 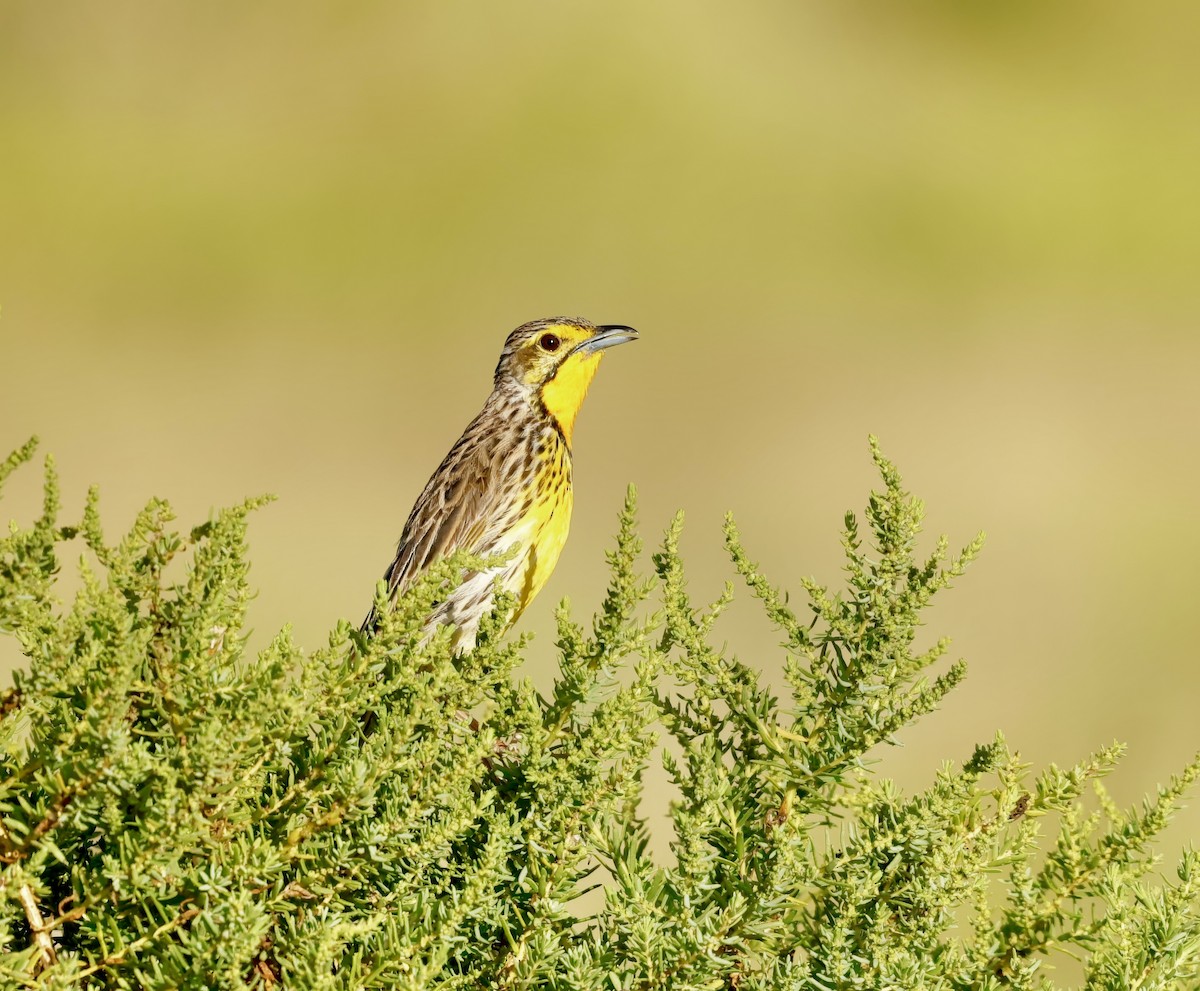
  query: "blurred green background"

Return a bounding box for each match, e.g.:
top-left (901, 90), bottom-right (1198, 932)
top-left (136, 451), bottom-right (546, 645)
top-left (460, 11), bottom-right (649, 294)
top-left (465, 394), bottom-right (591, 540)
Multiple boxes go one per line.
top-left (2, 0), bottom-right (1198, 853)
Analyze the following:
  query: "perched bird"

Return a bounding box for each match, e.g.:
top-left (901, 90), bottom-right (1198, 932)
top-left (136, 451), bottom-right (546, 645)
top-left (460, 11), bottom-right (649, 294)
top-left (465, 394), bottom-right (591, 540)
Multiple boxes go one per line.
top-left (363, 317), bottom-right (639, 648)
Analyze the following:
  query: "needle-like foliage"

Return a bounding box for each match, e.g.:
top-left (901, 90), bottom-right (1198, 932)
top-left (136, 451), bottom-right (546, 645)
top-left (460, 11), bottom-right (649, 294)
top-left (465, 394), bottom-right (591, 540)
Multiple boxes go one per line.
top-left (0, 436), bottom-right (1196, 989)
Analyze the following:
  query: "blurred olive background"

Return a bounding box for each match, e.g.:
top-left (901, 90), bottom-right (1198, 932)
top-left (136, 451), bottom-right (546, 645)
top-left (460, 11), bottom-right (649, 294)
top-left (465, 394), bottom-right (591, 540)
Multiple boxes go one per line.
top-left (2, 0), bottom-right (1198, 850)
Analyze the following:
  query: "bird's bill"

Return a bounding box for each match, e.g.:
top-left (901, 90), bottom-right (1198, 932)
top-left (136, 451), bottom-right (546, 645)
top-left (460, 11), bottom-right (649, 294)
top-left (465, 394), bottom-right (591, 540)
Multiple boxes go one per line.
top-left (576, 324), bottom-right (640, 354)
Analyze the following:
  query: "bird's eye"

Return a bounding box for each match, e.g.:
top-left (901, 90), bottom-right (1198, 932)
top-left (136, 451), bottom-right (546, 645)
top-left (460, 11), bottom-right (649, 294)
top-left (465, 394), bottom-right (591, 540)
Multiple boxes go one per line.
top-left (539, 333), bottom-right (562, 352)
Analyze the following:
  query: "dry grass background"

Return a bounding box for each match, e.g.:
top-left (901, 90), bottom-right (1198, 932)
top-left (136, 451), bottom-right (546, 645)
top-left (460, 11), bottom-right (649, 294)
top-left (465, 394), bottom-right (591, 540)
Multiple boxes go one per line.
top-left (2, 1), bottom-right (1198, 868)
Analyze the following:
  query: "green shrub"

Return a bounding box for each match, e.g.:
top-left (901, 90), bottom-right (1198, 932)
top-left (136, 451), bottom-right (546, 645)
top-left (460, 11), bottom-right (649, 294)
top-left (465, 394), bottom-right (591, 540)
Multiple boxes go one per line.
top-left (0, 436), bottom-right (1197, 989)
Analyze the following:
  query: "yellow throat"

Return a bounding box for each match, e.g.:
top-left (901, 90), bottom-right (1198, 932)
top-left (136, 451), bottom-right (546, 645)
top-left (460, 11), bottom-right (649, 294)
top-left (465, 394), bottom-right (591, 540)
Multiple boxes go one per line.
top-left (539, 351), bottom-right (602, 446)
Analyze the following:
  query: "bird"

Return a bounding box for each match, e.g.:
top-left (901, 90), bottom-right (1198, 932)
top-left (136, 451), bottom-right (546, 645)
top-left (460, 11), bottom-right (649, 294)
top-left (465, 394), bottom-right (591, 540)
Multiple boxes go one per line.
top-left (362, 316), bottom-right (639, 649)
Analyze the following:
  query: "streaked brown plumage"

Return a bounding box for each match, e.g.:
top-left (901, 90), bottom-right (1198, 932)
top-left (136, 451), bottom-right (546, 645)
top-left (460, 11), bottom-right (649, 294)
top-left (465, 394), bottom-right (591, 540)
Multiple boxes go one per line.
top-left (363, 317), bottom-right (638, 648)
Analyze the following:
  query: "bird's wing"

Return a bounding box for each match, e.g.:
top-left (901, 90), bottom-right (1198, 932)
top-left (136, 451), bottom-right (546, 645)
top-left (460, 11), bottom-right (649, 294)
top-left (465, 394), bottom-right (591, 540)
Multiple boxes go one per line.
top-left (362, 415), bottom-right (526, 634)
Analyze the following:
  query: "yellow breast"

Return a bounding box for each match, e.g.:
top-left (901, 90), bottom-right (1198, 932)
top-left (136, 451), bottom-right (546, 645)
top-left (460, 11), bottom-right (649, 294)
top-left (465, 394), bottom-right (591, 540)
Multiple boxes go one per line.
top-left (512, 441), bottom-right (574, 618)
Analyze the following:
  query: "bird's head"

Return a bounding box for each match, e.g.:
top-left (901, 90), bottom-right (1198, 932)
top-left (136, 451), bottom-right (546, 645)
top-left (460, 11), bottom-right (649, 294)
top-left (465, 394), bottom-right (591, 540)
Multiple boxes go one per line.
top-left (494, 317), bottom-right (639, 445)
